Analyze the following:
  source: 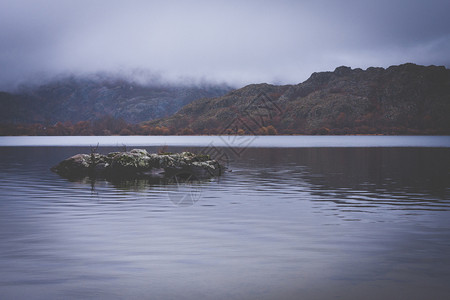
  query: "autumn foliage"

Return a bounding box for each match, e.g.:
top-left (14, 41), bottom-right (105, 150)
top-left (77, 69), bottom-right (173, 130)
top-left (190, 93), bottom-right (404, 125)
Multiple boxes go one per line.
top-left (1, 113), bottom-right (447, 136)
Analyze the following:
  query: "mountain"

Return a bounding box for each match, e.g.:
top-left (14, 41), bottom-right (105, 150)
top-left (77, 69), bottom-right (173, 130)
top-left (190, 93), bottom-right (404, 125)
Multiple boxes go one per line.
top-left (0, 76), bottom-right (232, 124)
top-left (2, 64), bottom-right (449, 135)
top-left (147, 63), bottom-right (450, 134)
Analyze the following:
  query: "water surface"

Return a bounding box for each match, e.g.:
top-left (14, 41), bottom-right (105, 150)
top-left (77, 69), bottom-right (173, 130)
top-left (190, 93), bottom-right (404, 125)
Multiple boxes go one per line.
top-left (1, 135), bottom-right (449, 147)
top-left (0, 139), bottom-right (449, 299)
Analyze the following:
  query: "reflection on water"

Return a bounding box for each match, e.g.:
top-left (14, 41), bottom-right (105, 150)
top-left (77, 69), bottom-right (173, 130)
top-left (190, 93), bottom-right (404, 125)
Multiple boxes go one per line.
top-left (237, 148), bottom-right (450, 211)
top-left (0, 146), bottom-right (450, 300)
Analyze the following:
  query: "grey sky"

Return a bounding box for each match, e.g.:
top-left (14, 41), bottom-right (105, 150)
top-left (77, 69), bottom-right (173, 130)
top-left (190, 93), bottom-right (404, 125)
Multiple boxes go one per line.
top-left (1, 0), bottom-right (449, 90)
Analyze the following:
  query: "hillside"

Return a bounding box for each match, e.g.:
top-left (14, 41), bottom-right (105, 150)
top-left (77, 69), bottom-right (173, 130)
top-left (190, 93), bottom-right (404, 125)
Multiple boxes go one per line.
top-left (0, 76), bottom-right (232, 124)
top-left (147, 63), bottom-right (450, 134)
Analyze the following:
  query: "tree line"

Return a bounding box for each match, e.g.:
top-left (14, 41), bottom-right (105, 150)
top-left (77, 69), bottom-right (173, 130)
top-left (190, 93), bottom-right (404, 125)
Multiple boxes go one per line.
top-left (1, 114), bottom-right (445, 136)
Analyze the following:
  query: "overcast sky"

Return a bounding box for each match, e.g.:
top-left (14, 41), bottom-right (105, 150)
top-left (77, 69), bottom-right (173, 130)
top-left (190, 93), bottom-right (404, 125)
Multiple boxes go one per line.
top-left (1, 0), bottom-right (449, 90)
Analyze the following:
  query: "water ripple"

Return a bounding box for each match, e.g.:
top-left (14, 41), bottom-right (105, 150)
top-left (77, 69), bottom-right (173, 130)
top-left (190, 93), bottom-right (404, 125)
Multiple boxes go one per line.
top-left (1, 146), bottom-right (450, 300)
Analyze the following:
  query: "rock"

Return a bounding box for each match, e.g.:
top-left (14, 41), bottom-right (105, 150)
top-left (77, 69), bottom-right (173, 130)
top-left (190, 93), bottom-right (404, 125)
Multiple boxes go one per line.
top-left (51, 149), bottom-right (225, 180)
top-left (50, 154), bottom-right (91, 177)
top-left (111, 151), bottom-right (152, 172)
top-left (334, 66), bottom-right (352, 76)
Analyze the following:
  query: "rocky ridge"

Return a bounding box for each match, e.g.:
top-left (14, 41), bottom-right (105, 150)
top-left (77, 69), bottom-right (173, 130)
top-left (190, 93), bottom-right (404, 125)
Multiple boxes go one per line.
top-left (148, 63), bottom-right (450, 134)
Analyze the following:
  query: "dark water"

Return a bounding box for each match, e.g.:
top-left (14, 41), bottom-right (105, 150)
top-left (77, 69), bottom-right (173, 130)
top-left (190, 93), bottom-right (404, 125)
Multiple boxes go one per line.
top-left (1, 146), bottom-right (450, 299)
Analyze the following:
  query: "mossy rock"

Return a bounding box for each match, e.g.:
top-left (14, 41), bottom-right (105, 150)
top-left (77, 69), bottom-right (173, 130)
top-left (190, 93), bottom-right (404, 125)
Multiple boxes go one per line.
top-left (52, 148), bottom-right (225, 180)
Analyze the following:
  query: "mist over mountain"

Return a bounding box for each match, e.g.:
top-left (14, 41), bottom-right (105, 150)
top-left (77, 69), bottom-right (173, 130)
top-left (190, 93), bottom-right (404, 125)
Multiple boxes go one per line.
top-left (0, 75), bottom-right (232, 124)
top-left (2, 63), bottom-right (449, 135)
top-left (148, 63), bottom-right (450, 135)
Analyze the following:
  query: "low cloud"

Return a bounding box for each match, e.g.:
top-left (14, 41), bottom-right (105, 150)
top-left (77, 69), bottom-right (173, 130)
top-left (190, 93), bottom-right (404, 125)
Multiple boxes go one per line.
top-left (1, 0), bottom-right (449, 90)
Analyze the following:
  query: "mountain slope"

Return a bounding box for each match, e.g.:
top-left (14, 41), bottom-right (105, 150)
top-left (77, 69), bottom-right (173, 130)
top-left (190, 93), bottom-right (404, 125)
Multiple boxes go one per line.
top-left (147, 63), bottom-right (450, 134)
top-left (0, 76), bottom-right (232, 124)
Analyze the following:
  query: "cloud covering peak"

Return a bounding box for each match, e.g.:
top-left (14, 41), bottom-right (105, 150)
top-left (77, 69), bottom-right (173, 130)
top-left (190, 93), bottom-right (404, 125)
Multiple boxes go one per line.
top-left (1, 0), bottom-right (449, 90)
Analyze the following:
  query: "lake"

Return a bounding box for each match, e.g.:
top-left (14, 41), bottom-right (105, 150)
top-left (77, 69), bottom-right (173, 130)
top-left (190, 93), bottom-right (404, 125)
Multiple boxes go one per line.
top-left (1, 136), bottom-right (450, 299)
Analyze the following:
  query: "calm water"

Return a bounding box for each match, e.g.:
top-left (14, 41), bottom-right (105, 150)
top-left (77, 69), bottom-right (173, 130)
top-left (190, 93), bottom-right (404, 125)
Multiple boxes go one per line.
top-left (2, 135), bottom-right (450, 147)
top-left (1, 137), bottom-right (450, 299)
